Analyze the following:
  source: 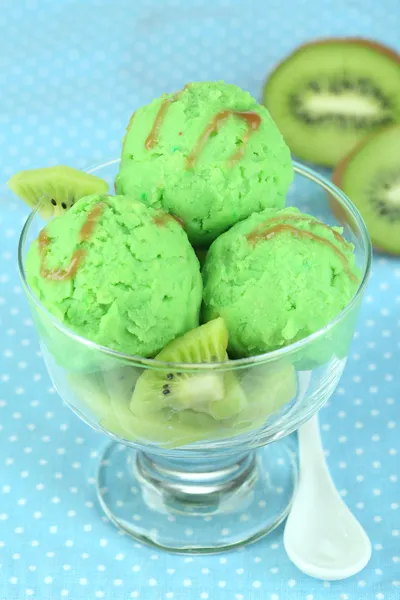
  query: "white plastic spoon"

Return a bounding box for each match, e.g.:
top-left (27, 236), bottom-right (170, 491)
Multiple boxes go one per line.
top-left (284, 413), bottom-right (372, 580)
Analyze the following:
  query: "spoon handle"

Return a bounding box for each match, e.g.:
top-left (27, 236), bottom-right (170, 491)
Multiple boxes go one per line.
top-left (298, 414), bottom-right (329, 476)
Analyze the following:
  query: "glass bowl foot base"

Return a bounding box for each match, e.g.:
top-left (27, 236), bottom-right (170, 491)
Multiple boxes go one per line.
top-left (96, 440), bottom-right (297, 553)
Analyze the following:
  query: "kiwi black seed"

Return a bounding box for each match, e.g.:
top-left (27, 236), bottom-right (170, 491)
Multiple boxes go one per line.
top-left (7, 165), bottom-right (109, 220)
top-left (332, 124), bottom-right (400, 255)
top-left (263, 38), bottom-right (400, 167)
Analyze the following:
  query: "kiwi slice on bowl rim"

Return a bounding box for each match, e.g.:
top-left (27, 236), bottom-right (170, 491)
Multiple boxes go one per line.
top-left (7, 165), bottom-right (109, 219)
top-left (332, 124), bottom-right (400, 255)
top-left (263, 38), bottom-right (400, 167)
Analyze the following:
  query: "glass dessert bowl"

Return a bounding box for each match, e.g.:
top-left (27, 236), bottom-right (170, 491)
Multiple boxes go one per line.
top-left (18, 159), bottom-right (371, 553)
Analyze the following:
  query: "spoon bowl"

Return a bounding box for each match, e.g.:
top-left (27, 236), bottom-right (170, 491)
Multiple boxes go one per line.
top-left (284, 414), bottom-right (372, 580)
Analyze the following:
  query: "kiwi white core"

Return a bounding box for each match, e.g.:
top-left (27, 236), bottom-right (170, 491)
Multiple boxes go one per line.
top-left (385, 181), bottom-right (400, 207)
top-left (174, 374), bottom-right (225, 412)
top-left (306, 93), bottom-right (385, 117)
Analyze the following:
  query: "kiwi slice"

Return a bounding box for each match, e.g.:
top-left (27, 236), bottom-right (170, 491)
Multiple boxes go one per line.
top-left (332, 124), bottom-right (400, 254)
top-left (7, 165), bottom-right (109, 218)
top-left (263, 38), bottom-right (400, 166)
top-left (130, 318), bottom-right (246, 419)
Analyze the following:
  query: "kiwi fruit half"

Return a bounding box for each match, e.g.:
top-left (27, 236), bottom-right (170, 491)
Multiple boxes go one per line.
top-left (332, 124), bottom-right (400, 254)
top-left (7, 165), bottom-right (109, 219)
top-left (263, 38), bottom-right (400, 166)
top-left (130, 318), bottom-right (246, 420)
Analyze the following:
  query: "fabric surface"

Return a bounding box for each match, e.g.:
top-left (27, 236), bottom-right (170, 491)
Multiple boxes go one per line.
top-left (0, 1), bottom-right (399, 599)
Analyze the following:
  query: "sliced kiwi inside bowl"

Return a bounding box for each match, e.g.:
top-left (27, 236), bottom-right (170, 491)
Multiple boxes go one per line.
top-left (67, 323), bottom-right (298, 448)
top-left (263, 38), bottom-right (400, 167)
top-left (7, 165), bottom-right (109, 218)
top-left (332, 124), bottom-right (400, 254)
top-left (130, 318), bottom-right (246, 419)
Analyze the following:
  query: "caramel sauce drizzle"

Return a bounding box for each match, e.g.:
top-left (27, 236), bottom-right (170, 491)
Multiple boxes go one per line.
top-left (153, 213), bottom-right (184, 228)
top-left (186, 110), bottom-right (261, 168)
top-left (145, 88), bottom-right (186, 150)
top-left (267, 214), bottom-right (352, 249)
top-left (38, 203), bottom-right (105, 281)
top-left (246, 222), bottom-right (357, 282)
top-left (145, 98), bottom-right (174, 150)
top-left (143, 87), bottom-right (262, 168)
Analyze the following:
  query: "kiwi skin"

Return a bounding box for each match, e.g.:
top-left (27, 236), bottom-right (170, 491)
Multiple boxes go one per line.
top-left (332, 124), bottom-right (400, 255)
top-left (295, 37), bottom-right (400, 68)
top-left (263, 37), bottom-right (400, 167)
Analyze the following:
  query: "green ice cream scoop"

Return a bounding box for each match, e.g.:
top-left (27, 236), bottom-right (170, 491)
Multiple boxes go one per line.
top-left (26, 194), bottom-right (202, 357)
top-left (202, 207), bottom-right (360, 357)
top-left (116, 81), bottom-right (293, 246)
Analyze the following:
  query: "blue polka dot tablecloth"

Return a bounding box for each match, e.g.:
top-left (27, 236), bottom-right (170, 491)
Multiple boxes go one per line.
top-left (0, 0), bottom-right (399, 599)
